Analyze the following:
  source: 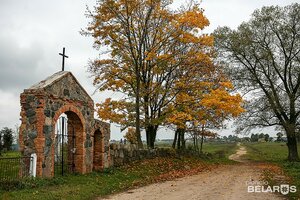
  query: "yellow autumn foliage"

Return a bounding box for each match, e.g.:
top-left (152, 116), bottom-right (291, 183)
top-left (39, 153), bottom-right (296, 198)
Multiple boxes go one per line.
top-left (85, 0), bottom-right (240, 141)
top-left (124, 127), bottom-right (138, 144)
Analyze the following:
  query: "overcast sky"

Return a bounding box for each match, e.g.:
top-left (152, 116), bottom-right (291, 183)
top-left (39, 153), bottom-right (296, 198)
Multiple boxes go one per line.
top-left (0, 0), bottom-right (297, 139)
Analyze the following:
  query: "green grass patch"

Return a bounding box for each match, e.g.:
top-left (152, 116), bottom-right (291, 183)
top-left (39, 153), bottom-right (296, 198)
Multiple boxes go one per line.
top-left (0, 151), bottom-right (21, 158)
top-left (0, 156), bottom-right (213, 200)
top-left (155, 141), bottom-right (238, 163)
top-left (243, 142), bottom-right (291, 162)
top-left (243, 142), bottom-right (300, 199)
top-left (201, 142), bottom-right (238, 164)
top-left (202, 142), bottom-right (237, 155)
top-left (0, 151), bottom-right (25, 181)
top-left (0, 144), bottom-right (237, 199)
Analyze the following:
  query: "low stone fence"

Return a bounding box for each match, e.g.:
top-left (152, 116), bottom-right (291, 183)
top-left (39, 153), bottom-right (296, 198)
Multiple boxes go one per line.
top-left (109, 143), bottom-right (175, 167)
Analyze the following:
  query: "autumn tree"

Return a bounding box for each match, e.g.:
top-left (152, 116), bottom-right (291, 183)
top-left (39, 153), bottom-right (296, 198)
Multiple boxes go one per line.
top-left (186, 124), bottom-right (217, 153)
top-left (167, 76), bottom-right (244, 150)
top-left (195, 82), bottom-right (244, 152)
top-left (124, 127), bottom-right (138, 144)
top-left (214, 3), bottom-right (300, 161)
top-left (84, 0), bottom-right (214, 148)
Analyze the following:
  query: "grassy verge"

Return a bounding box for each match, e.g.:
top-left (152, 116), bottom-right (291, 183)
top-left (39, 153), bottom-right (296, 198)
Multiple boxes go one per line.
top-left (0, 151), bottom-right (23, 181)
top-left (1, 157), bottom-right (211, 200)
top-left (243, 142), bottom-right (300, 199)
top-left (202, 142), bottom-right (237, 155)
top-left (0, 143), bottom-right (237, 200)
top-left (201, 142), bottom-right (238, 164)
top-left (0, 151), bottom-right (21, 158)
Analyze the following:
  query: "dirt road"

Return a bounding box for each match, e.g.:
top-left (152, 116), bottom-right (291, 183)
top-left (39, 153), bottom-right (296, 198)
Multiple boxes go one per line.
top-left (100, 145), bottom-right (283, 200)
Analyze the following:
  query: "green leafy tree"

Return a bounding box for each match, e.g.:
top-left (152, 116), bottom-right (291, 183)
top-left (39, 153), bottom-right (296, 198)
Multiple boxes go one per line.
top-left (214, 3), bottom-right (300, 161)
top-left (0, 131), bottom-right (2, 155)
top-left (1, 127), bottom-right (13, 151)
top-left (258, 133), bottom-right (265, 139)
top-left (276, 132), bottom-right (283, 142)
top-left (250, 134), bottom-right (258, 142)
top-left (264, 134), bottom-right (270, 142)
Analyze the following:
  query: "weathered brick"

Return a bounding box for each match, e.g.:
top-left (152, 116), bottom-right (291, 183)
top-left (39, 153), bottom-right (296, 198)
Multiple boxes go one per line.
top-left (19, 71), bottom-right (110, 178)
top-left (44, 109), bottom-right (51, 117)
top-left (26, 109), bottom-right (36, 118)
top-left (43, 125), bottom-right (52, 136)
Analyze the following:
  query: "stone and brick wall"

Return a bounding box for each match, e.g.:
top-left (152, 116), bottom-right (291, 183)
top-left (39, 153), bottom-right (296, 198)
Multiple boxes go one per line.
top-left (20, 71), bottom-right (179, 177)
top-left (109, 143), bottom-right (175, 167)
top-left (93, 120), bottom-right (110, 170)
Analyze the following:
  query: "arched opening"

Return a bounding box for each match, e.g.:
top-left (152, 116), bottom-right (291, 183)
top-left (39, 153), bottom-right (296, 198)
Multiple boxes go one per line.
top-left (54, 111), bottom-right (84, 176)
top-left (93, 129), bottom-right (103, 171)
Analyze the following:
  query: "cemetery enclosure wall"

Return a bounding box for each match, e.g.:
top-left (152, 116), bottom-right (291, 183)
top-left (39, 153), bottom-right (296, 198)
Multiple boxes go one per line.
top-left (109, 143), bottom-right (176, 167)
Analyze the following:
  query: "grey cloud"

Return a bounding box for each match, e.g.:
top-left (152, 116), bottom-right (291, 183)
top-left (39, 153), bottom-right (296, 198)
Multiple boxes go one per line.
top-left (0, 0), bottom-right (95, 92)
top-left (0, 0), bottom-right (293, 138)
top-left (0, 35), bottom-right (46, 91)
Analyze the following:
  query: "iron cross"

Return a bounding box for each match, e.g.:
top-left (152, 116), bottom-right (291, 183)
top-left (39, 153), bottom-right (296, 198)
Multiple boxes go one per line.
top-left (59, 47), bottom-right (68, 71)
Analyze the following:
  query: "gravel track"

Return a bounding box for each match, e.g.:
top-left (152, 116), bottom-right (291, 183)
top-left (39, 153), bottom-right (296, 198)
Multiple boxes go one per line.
top-left (99, 145), bottom-right (283, 200)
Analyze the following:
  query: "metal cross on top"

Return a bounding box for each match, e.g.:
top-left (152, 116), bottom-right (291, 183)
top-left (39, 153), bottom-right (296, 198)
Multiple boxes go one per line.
top-left (59, 47), bottom-right (68, 71)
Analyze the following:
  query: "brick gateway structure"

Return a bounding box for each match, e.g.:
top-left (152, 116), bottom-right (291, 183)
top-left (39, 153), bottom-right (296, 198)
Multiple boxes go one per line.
top-left (19, 71), bottom-right (110, 177)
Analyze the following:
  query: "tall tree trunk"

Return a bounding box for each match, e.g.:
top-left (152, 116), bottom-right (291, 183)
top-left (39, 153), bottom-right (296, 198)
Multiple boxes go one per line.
top-left (176, 128), bottom-right (185, 150)
top-left (146, 131), bottom-right (150, 147)
top-left (177, 129), bottom-right (181, 149)
top-left (287, 135), bottom-right (299, 161)
top-left (146, 125), bottom-right (158, 149)
top-left (144, 95), bottom-right (150, 148)
top-left (193, 133), bottom-right (196, 150)
top-left (285, 124), bottom-right (299, 161)
top-left (135, 69), bottom-right (143, 149)
top-left (150, 131), bottom-right (156, 149)
top-left (172, 129), bottom-right (178, 149)
top-left (180, 129), bottom-right (185, 150)
top-left (200, 125), bottom-right (205, 153)
top-left (0, 133), bottom-right (2, 155)
top-left (200, 134), bottom-right (204, 153)
top-left (195, 133), bottom-right (199, 153)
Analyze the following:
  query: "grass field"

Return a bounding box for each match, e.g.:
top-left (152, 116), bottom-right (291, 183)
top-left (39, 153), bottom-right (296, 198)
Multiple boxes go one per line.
top-left (0, 151), bottom-right (21, 158)
top-left (0, 151), bottom-right (24, 182)
top-left (198, 142), bottom-right (238, 164)
top-left (202, 142), bottom-right (237, 155)
top-left (243, 142), bottom-right (300, 162)
top-left (243, 142), bottom-right (300, 199)
top-left (1, 157), bottom-right (209, 200)
top-left (0, 143), bottom-right (237, 200)
top-left (155, 141), bottom-right (238, 159)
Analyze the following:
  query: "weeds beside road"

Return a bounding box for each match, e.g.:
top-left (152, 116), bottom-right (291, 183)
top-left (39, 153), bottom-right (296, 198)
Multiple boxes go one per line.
top-left (243, 142), bottom-right (300, 199)
top-left (0, 143), bottom-right (237, 200)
